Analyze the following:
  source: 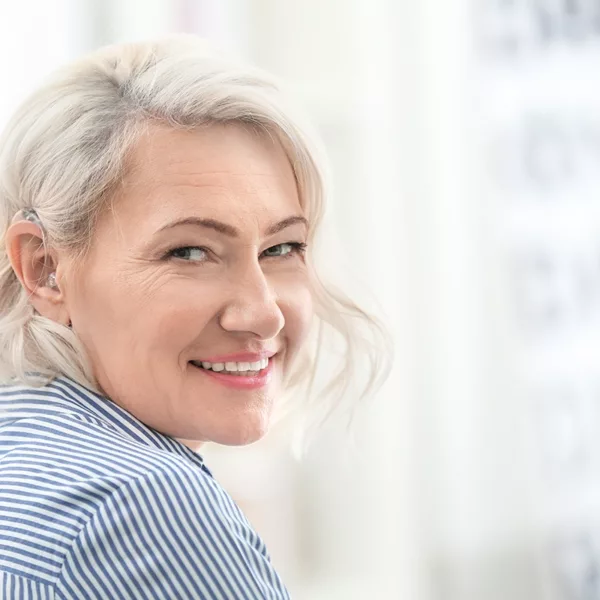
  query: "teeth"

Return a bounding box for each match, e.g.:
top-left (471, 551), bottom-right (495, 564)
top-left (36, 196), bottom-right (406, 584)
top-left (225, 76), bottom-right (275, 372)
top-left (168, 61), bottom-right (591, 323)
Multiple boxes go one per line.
top-left (192, 357), bottom-right (270, 373)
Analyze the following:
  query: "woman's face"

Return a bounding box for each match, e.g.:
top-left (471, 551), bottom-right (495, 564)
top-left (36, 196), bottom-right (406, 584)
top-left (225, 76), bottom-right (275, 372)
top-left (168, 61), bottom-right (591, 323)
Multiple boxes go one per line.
top-left (63, 123), bottom-right (313, 446)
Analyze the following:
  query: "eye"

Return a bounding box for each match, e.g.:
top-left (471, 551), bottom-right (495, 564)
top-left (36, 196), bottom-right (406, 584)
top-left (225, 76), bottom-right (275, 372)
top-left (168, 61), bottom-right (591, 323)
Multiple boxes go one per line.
top-left (262, 242), bottom-right (307, 259)
top-left (164, 246), bottom-right (209, 262)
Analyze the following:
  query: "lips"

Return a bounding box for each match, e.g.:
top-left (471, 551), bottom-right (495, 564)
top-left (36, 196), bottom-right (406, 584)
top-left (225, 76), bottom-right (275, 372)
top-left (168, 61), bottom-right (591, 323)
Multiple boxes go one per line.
top-left (189, 356), bottom-right (274, 390)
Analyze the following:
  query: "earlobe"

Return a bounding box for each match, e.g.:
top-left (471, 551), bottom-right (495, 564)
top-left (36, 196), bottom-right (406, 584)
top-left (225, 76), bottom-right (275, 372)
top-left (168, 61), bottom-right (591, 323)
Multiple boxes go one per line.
top-left (42, 271), bottom-right (71, 327)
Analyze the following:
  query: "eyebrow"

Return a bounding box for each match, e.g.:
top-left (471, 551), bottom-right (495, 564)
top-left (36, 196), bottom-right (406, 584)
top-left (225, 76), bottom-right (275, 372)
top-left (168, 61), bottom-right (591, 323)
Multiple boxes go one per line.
top-left (156, 215), bottom-right (309, 237)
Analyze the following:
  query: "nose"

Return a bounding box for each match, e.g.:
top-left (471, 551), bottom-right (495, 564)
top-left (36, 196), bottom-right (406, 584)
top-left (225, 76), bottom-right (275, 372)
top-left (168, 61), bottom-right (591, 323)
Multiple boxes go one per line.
top-left (218, 263), bottom-right (285, 340)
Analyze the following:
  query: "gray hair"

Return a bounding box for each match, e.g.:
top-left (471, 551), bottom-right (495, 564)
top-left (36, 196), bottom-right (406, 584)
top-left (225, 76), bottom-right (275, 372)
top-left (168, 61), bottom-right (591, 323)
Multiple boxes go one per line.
top-left (0, 35), bottom-right (392, 435)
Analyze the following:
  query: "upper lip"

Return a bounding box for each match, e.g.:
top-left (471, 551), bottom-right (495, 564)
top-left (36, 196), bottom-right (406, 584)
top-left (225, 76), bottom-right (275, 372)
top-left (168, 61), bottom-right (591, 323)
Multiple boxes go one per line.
top-left (193, 350), bottom-right (277, 363)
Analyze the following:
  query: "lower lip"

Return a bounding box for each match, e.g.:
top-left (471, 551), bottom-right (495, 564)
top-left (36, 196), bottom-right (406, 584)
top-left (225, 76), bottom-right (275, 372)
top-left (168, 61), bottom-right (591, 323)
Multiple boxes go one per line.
top-left (190, 358), bottom-right (274, 390)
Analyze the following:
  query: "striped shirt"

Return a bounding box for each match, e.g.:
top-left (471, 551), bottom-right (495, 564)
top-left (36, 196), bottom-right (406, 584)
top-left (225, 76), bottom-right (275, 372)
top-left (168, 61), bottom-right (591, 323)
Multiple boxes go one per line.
top-left (0, 375), bottom-right (290, 599)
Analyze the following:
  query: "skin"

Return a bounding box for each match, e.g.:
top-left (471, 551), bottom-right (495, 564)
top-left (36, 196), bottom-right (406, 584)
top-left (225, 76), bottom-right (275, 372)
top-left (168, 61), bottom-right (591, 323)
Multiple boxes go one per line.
top-left (6, 123), bottom-right (314, 448)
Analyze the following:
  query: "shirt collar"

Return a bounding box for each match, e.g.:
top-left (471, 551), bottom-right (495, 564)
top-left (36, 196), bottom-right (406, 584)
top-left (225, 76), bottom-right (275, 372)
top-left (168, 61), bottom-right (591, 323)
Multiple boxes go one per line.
top-left (43, 375), bottom-right (210, 473)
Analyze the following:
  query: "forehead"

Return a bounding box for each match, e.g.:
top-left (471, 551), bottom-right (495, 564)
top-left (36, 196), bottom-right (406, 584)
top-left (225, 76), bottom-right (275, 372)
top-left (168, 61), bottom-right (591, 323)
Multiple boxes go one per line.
top-left (108, 123), bottom-right (302, 234)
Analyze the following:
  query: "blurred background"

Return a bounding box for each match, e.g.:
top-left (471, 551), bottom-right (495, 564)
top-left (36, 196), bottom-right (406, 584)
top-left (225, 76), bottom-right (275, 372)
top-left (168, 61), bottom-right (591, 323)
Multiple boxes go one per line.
top-left (2, 1), bottom-right (600, 598)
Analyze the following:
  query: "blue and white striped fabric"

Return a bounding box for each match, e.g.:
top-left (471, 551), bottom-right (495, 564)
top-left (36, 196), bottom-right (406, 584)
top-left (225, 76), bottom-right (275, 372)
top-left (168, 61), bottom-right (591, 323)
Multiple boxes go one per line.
top-left (0, 375), bottom-right (290, 599)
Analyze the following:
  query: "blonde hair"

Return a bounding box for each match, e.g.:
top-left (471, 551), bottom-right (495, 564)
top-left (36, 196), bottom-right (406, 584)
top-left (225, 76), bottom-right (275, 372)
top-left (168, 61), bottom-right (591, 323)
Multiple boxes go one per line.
top-left (0, 35), bottom-right (392, 436)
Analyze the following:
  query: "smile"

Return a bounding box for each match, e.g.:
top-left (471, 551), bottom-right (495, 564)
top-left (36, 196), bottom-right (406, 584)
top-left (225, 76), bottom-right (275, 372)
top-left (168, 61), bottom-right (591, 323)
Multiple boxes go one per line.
top-left (189, 357), bottom-right (273, 390)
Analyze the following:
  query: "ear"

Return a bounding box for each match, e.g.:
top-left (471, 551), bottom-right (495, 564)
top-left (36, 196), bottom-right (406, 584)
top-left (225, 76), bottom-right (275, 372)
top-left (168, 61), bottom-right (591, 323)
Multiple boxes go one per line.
top-left (4, 220), bottom-right (71, 326)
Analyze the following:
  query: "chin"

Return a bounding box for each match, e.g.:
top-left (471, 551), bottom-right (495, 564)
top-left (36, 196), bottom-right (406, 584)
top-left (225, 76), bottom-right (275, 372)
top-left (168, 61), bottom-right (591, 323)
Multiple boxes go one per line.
top-left (176, 426), bottom-right (267, 449)
top-left (214, 423), bottom-right (270, 446)
top-left (176, 415), bottom-right (271, 447)
top-left (174, 394), bottom-right (274, 447)
top-left (205, 396), bottom-right (275, 446)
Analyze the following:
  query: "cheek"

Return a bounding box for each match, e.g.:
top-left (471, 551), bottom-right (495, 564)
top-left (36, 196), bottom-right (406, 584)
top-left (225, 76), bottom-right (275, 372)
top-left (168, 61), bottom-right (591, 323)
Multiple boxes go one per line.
top-left (69, 272), bottom-right (216, 363)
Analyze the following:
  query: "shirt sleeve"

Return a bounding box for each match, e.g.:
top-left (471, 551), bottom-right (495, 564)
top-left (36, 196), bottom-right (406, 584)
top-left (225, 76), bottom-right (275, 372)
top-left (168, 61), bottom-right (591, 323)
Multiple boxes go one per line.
top-left (55, 465), bottom-right (290, 600)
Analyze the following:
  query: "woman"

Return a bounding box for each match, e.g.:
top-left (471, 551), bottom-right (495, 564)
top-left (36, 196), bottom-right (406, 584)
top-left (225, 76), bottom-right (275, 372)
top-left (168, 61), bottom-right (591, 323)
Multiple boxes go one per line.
top-left (0, 36), bottom-right (390, 599)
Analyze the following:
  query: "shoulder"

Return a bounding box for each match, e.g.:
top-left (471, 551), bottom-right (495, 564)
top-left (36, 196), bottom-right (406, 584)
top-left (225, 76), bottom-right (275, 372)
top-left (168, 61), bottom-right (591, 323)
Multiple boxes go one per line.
top-left (0, 410), bottom-right (194, 580)
top-left (56, 465), bottom-right (290, 600)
